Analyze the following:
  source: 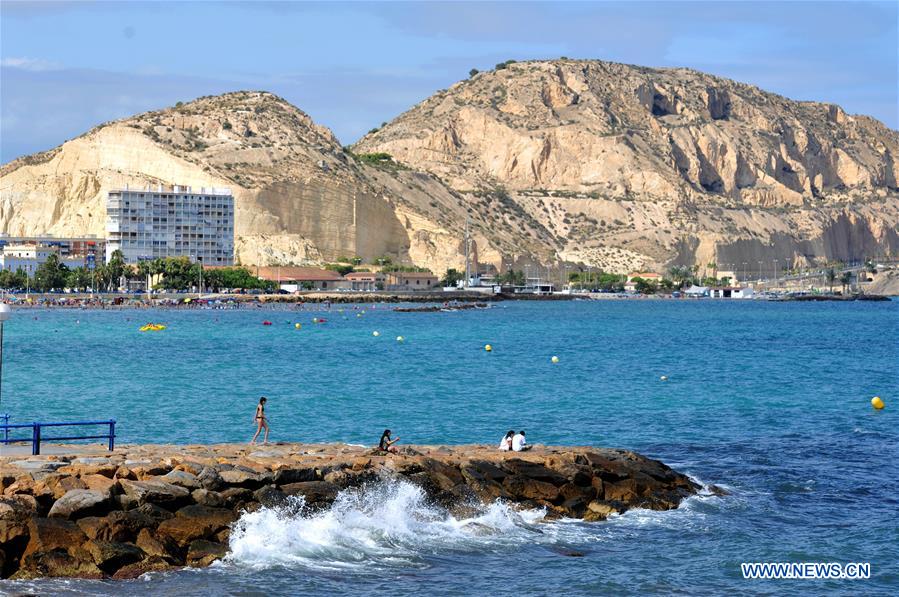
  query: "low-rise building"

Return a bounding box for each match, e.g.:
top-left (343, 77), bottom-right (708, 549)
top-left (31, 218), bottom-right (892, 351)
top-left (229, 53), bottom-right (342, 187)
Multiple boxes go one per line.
top-left (0, 244), bottom-right (85, 275)
top-left (344, 271), bottom-right (385, 291)
top-left (709, 286), bottom-right (754, 299)
top-left (625, 272), bottom-right (662, 292)
top-left (384, 271), bottom-right (439, 290)
top-left (252, 266), bottom-right (350, 292)
top-left (0, 235), bottom-right (105, 261)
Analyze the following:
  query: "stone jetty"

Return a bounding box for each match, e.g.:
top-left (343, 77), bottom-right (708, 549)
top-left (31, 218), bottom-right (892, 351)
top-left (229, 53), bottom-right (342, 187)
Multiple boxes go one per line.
top-left (1, 443), bottom-right (701, 580)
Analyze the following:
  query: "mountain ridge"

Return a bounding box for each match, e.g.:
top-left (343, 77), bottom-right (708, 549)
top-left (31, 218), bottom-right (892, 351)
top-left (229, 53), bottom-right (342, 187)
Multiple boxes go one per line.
top-left (2, 60), bottom-right (897, 275)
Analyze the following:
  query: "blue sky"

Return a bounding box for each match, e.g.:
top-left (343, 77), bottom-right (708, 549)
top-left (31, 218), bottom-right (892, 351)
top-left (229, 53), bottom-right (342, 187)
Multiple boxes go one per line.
top-left (1, 1), bottom-right (896, 163)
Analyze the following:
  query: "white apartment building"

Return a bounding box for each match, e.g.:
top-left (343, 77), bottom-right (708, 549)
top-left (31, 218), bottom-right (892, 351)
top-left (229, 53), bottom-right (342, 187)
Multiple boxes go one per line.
top-left (0, 244), bottom-right (84, 275)
top-left (106, 185), bottom-right (234, 264)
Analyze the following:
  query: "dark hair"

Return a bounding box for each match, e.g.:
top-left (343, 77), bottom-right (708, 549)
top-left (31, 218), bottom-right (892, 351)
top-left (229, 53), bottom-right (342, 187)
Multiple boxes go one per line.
top-left (505, 430), bottom-right (514, 438)
top-left (259, 397), bottom-right (267, 404)
top-left (382, 429), bottom-right (391, 438)
top-left (519, 430), bottom-right (525, 435)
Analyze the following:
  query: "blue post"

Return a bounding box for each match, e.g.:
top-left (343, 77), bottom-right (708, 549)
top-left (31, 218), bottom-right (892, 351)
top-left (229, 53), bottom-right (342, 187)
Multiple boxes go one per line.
top-left (1, 413), bottom-right (8, 442)
top-left (108, 420), bottom-right (116, 451)
top-left (32, 422), bottom-right (41, 456)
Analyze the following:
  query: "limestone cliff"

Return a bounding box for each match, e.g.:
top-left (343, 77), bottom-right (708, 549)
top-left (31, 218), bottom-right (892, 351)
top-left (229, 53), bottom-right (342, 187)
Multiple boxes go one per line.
top-left (355, 59), bottom-right (899, 273)
top-left (0, 92), bottom-right (478, 272)
top-left (3, 62), bottom-right (898, 276)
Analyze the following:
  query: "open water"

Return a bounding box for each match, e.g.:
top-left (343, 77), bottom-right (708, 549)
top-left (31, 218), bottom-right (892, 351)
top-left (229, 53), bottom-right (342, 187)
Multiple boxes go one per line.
top-left (1, 299), bottom-right (896, 595)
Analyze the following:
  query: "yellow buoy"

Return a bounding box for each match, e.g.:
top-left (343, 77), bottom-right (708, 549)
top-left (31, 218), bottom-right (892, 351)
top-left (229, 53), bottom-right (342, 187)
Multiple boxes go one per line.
top-left (373, 331), bottom-right (380, 337)
top-left (357, 313), bottom-right (362, 317)
top-left (660, 375), bottom-right (668, 381)
top-left (551, 355), bottom-right (559, 364)
top-left (295, 323), bottom-right (302, 329)
top-left (871, 396), bottom-right (885, 410)
top-left (396, 336), bottom-right (404, 342)
top-left (312, 318), bottom-right (319, 323)
top-left (485, 344), bottom-right (492, 352)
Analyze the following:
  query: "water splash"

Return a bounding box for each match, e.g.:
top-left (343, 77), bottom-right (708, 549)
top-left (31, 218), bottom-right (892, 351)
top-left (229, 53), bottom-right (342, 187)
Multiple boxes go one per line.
top-left (226, 480), bottom-right (582, 572)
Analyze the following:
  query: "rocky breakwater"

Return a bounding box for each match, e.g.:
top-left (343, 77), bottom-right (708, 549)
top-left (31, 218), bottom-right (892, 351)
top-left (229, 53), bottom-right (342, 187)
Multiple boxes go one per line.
top-left (1, 443), bottom-right (703, 579)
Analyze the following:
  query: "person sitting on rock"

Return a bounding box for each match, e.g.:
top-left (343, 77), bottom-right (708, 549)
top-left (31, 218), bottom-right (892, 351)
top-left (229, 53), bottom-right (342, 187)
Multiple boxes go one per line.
top-left (378, 429), bottom-right (400, 453)
top-left (512, 430), bottom-right (529, 452)
top-left (498, 430), bottom-right (514, 451)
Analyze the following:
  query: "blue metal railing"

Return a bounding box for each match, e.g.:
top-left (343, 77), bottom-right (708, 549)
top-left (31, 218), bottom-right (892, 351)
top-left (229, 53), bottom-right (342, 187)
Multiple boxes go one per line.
top-left (0, 419), bottom-right (115, 455)
top-left (1, 413), bottom-right (8, 443)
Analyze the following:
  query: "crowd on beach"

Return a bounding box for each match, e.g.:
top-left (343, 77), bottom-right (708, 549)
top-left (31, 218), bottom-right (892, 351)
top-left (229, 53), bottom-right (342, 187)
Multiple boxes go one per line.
top-left (249, 396), bottom-right (529, 452)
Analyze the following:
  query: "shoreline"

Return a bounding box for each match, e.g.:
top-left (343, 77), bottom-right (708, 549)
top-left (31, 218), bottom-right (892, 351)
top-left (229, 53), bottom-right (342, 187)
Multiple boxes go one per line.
top-left (0, 442), bottom-right (703, 580)
top-left (2, 290), bottom-right (892, 311)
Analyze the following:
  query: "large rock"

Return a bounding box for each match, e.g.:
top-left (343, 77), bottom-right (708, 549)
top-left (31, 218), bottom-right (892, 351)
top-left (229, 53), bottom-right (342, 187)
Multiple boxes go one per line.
top-left (118, 479), bottom-right (190, 506)
top-left (502, 475), bottom-right (560, 502)
top-left (279, 481), bottom-right (339, 505)
top-left (48, 490), bottom-right (111, 519)
top-left (135, 528), bottom-right (180, 562)
top-left (186, 539), bottom-right (228, 567)
top-left (501, 459), bottom-right (567, 486)
top-left (76, 507), bottom-right (168, 543)
top-left (157, 470), bottom-right (200, 490)
top-left (85, 540), bottom-right (145, 574)
top-left (156, 505), bottom-right (236, 546)
top-left (197, 467), bottom-right (225, 491)
top-left (218, 467), bottom-right (270, 488)
top-left (272, 466), bottom-right (318, 485)
top-left (22, 518), bottom-right (88, 559)
top-left (112, 555), bottom-right (177, 579)
top-left (13, 548), bottom-right (104, 579)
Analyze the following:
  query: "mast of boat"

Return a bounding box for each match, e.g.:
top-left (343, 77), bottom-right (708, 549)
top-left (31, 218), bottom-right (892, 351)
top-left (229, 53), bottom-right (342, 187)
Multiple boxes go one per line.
top-left (464, 216), bottom-right (471, 288)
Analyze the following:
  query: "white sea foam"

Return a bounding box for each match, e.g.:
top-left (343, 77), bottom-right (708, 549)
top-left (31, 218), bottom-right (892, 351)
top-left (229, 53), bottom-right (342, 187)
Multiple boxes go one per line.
top-left (226, 480), bottom-right (590, 572)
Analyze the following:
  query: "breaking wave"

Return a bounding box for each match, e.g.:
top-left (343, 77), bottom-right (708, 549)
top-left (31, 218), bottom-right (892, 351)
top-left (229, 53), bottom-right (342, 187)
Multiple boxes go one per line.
top-left (226, 480), bottom-right (591, 572)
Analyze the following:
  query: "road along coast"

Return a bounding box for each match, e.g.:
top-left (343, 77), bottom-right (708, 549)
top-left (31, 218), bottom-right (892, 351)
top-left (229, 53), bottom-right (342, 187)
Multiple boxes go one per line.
top-left (0, 443), bottom-right (704, 579)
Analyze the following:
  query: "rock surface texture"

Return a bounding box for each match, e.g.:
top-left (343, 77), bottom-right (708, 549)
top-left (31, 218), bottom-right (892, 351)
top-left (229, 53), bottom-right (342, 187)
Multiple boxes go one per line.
top-left (3, 60), bottom-right (896, 273)
top-left (355, 59), bottom-right (899, 271)
top-left (0, 443), bottom-right (700, 579)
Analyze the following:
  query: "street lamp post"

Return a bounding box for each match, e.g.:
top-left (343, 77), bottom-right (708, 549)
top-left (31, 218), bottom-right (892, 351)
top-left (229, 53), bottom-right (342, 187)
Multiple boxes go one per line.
top-left (0, 303), bottom-right (11, 408)
top-left (774, 259), bottom-right (778, 290)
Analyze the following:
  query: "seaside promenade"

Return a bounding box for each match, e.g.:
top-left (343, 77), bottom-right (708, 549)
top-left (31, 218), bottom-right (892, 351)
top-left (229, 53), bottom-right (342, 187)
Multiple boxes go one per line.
top-left (0, 442), bottom-right (701, 579)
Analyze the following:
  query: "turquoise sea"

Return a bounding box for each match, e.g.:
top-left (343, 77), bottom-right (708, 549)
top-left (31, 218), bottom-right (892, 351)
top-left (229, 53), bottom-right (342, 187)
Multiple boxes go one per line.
top-left (2, 299), bottom-right (897, 595)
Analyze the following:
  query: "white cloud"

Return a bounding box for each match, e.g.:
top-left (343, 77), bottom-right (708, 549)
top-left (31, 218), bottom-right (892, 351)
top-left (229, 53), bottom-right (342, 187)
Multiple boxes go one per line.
top-left (0, 57), bottom-right (61, 71)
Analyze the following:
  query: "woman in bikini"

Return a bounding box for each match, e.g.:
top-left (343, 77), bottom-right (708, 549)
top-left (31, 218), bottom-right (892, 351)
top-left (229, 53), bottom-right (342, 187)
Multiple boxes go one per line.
top-left (250, 396), bottom-right (269, 444)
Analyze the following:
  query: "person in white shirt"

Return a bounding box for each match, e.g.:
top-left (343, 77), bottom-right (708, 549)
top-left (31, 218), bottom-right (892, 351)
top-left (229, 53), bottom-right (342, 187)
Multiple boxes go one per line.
top-left (512, 430), bottom-right (527, 452)
top-left (498, 430), bottom-right (514, 451)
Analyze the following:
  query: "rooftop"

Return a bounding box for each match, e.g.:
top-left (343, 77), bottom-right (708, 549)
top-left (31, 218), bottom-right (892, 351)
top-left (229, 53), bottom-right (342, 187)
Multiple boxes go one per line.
top-left (111, 184), bottom-right (232, 197)
top-left (252, 266), bottom-right (344, 282)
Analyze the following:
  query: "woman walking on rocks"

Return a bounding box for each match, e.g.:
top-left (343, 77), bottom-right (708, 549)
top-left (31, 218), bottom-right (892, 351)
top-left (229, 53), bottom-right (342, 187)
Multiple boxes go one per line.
top-left (251, 396), bottom-right (269, 444)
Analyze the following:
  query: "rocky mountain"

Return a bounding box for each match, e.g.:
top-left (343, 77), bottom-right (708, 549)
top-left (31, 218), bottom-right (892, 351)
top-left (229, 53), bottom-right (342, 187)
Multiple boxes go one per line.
top-left (2, 60), bottom-right (898, 276)
top-left (0, 91), bottom-right (485, 273)
top-left (355, 59), bottom-right (899, 273)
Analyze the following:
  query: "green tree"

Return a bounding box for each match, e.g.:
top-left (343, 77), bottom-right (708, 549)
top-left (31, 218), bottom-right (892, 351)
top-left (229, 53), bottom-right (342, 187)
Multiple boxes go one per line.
top-left (825, 267), bottom-right (837, 294)
top-left (633, 277), bottom-right (658, 295)
top-left (65, 267), bottom-right (92, 291)
top-left (497, 269), bottom-right (525, 286)
top-left (469, 68), bottom-right (479, 77)
top-left (325, 263), bottom-right (354, 276)
top-left (105, 249), bottom-right (127, 291)
top-left (0, 269), bottom-right (28, 290)
top-left (33, 254), bottom-right (69, 291)
top-left (667, 266), bottom-right (691, 289)
top-left (441, 268), bottom-right (464, 287)
top-left (839, 271), bottom-right (853, 294)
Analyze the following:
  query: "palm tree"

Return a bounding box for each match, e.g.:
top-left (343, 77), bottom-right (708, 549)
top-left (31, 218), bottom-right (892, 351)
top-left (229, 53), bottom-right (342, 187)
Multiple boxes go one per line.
top-left (825, 267), bottom-right (837, 294)
top-left (708, 262), bottom-right (718, 285)
top-left (839, 271), bottom-right (852, 295)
